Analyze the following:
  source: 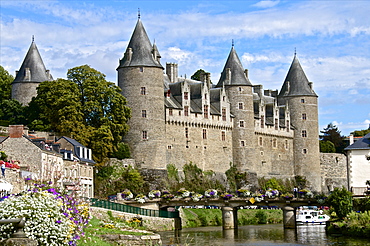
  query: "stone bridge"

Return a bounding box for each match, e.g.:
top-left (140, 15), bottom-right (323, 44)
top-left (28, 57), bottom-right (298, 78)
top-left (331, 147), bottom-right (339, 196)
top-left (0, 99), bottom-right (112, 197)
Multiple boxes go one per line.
top-left (120, 197), bottom-right (324, 229)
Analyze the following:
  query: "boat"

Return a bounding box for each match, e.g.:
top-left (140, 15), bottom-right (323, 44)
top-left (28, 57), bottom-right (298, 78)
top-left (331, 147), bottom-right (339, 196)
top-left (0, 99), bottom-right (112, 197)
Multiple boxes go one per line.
top-left (296, 207), bottom-right (330, 225)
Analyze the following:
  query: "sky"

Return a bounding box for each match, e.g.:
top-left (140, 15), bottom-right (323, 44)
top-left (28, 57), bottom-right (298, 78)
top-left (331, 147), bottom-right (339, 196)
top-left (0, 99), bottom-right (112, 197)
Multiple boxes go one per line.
top-left (1, 0), bottom-right (369, 136)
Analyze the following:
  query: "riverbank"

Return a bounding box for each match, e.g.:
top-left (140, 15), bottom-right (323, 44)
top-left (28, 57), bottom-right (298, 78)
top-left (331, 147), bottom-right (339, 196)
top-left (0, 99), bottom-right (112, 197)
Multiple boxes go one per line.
top-left (180, 208), bottom-right (282, 228)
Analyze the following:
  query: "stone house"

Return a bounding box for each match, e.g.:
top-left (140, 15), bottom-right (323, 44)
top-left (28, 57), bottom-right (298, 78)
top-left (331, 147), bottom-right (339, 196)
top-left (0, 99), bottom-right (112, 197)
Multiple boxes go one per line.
top-left (345, 133), bottom-right (370, 195)
top-left (0, 125), bottom-right (95, 197)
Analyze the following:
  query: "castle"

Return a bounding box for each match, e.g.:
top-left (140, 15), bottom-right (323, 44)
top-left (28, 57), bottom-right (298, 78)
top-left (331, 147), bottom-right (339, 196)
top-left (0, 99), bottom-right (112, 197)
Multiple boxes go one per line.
top-left (11, 18), bottom-right (324, 192)
top-left (117, 19), bottom-right (321, 192)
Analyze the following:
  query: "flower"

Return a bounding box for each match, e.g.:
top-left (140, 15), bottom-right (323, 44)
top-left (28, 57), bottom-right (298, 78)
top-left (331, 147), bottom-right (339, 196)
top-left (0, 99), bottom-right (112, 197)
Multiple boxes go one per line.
top-left (191, 193), bottom-right (203, 202)
top-left (236, 189), bottom-right (251, 197)
top-left (220, 193), bottom-right (234, 200)
top-left (148, 190), bottom-right (161, 199)
top-left (265, 188), bottom-right (279, 198)
top-left (177, 188), bottom-right (191, 198)
top-left (121, 189), bottom-right (133, 200)
top-left (134, 194), bottom-right (146, 203)
top-left (204, 189), bottom-right (218, 198)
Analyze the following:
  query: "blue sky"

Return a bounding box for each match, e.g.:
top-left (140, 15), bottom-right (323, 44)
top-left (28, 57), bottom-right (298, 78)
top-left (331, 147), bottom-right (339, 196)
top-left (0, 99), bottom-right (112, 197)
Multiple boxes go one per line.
top-left (1, 0), bottom-right (369, 136)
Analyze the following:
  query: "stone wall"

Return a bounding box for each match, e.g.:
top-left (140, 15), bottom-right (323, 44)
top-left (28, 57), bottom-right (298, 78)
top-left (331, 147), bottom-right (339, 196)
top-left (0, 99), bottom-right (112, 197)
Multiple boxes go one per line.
top-left (90, 207), bottom-right (175, 232)
top-left (320, 153), bottom-right (348, 193)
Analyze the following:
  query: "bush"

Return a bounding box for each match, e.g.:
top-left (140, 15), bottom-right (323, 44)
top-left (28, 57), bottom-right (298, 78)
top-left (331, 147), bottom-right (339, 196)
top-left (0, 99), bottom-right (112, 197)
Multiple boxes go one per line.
top-left (327, 187), bottom-right (353, 219)
top-left (255, 210), bottom-right (267, 224)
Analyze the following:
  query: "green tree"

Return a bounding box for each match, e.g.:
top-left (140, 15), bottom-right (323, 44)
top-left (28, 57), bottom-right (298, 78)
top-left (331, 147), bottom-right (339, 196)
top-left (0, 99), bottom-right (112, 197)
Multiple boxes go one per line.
top-left (327, 187), bottom-right (353, 219)
top-left (191, 69), bottom-right (207, 81)
top-left (351, 128), bottom-right (370, 137)
top-left (0, 65), bottom-right (13, 100)
top-left (320, 123), bottom-right (346, 153)
top-left (27, 65), bottom-right (131, 163)
top-left (319, 140), bottom-right (336, 153)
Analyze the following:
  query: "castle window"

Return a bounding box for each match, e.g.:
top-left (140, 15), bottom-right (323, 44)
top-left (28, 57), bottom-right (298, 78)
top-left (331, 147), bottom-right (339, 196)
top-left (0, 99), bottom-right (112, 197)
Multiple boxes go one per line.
top-left (223, 96), bottom-right (225, 102)
top-left (140, 87), bottom-right (146, 95)
top-left (184, 92), bottom-right (189, 100)
top-left (285, 139), bottom-right (288, 149)
top-left (195, 113), bottom-right (198, 118)
top-left (142, 131), bottom-right (148, 140)
top-left (204, 105), bottom-right (209, 118)
top-left (139, 67), bottom-right (144, 72)
top-left (273, 138), bottom-right (277, 148)
top-left (241, 141), bottom-right (245, 147)
top-left (238, 102), bottom-right (243, 109)
top-left (205, 93), bottom-right (207, 100)
top-left (239, 120), bottom-right (244, 128)
top-left (259, 137), bottom-right (263, 146)
top-left (221, 131), bottom-right (226, 141)
top-left (185, 128), bottom-right (189, 138)
top-left (142, 110), bottom-right (147, 118)
top-left (222, 108), bottom-right (226, 121)
top-left (184, 106), bottom-right (189, 116)
top-left (168, 145), bottom-right (172, 149)
top-left (275, 118), bottom-right (278, 130)
top-left (179, 111), bottom-right (181, 116)
top-left (286, 120), bottom-right (290, 132)
top-left (239, 87), bottom-right (242, 92)
top-left (166, 90), bottom-right (171, 98)
top-left (261, 115), bottom-right (264, 128)
top-left (169, 108), bottom-right (173, 116)
top-left (202, 129), bottom-right (207, 139)
top-left (302, 113), bottom-right (307, 120)
top-left (302, 130), bottom-right (307, 138)
top-left (301, 99), bottom-right (305, 103)
top-left (303, 149), bottom-right (307, 154)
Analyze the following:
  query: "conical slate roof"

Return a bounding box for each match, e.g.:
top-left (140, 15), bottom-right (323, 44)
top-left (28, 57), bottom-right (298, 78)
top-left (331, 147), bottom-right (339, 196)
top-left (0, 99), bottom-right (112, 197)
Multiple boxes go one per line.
top-left (118, 19), bottom-right (163, 68)
top-left (279, 55), bottom-right (316, 97)
top-left (13, 40), bottom-right (53, 83)
top-left (216, 46), bottom-right (251, 87)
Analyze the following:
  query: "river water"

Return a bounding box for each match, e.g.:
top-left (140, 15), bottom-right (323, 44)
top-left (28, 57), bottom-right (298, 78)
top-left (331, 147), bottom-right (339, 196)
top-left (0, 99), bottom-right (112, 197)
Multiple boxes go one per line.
top-left (158, 224), bottom-right (370, 246)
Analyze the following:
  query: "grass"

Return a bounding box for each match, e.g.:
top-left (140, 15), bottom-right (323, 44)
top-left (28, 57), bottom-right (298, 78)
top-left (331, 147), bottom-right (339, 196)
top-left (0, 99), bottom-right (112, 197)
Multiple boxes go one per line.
top-left (181, 208), bottom-right (283, 228)
top-left (77, 216), bottom-right (153, 246)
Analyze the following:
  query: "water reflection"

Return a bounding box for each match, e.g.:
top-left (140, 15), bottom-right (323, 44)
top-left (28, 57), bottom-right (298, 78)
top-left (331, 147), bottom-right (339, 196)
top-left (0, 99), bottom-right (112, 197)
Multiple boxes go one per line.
top-left (159, 224), bottom-right (370, 246)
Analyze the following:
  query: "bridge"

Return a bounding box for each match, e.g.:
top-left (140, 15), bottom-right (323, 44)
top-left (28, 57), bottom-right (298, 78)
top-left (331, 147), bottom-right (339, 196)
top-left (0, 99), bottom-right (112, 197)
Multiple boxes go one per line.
top-left (111, 197), bottom-right (324, 229)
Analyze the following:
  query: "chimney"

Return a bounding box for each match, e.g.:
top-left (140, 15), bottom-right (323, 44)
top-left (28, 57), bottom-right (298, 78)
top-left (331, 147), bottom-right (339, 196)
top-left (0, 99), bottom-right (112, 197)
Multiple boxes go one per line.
top-left (244, 69), bottom-right (249, 78)
top-left (9, 125), bottom-right (24, 138)
top-left (166, 63), bottom-right (178, 83)
top-left (349, 134), bottom-right (354, 145)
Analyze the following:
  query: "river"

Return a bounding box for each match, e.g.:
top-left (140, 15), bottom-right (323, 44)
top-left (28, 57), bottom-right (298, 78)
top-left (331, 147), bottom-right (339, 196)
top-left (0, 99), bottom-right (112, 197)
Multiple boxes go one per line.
top-left (158, 224), bottom-right (370, 246)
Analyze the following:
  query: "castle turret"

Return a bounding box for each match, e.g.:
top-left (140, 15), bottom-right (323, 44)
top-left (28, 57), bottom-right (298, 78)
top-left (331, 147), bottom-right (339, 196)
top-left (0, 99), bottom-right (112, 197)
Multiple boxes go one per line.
top-left (12, 38), bottom-right (53, 105)
top-left (278, 54), bottom-right (321, 192)
top-left (117, 18), bottom-right (166, 169)
top-left (216, 46), bottom-right (255, 171)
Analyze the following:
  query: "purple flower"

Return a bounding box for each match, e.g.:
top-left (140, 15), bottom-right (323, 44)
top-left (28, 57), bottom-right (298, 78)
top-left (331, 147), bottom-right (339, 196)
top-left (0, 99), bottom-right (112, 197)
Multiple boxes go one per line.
top-left (56, 220), bottom-right (62, 224)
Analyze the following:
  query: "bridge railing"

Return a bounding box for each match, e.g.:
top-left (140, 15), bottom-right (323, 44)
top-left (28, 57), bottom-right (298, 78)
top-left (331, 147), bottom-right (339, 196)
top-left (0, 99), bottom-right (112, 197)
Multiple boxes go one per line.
top-left (89, 198), bottom-right (179, 218)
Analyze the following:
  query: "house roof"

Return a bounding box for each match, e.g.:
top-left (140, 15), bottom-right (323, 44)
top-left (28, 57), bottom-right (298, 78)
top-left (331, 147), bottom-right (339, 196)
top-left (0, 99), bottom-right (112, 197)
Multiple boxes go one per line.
top-left (12, 40), bottom-right (53, 83)
top-left (216, 46), bottom-right (251, 87)
top-left (58, 136), bottom-right (95, 164)
top-left (345, 133), bottom-right (370, 150)
top-left (279, 55), bottom-right (317, 97)
top-left (118, 19), bottom-right (163, 69)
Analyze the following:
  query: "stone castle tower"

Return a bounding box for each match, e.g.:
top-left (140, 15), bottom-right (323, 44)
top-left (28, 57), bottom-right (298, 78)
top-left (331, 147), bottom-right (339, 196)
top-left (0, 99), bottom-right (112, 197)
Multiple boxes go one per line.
top-left (278, 55), bottom-right (321, 191)
top-left (117, 19), bottom-right (167, 169)
top-left (12, 38), bottom-right (53, 105)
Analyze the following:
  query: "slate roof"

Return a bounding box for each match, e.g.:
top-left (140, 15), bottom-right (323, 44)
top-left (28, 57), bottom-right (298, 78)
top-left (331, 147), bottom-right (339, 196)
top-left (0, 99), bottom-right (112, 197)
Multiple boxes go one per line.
top-left (279, 55), bottom-right (317, 97)
top-left (345, 133), bottom-right (370, 150)
top-left (58, 136), bottom-right (95, 164)
top-left (12, 41), bottom-right (53, 83)
top-left (216, 46), bottom-right (251, 87)
top-left (118, 19), bottom-right (163, 69)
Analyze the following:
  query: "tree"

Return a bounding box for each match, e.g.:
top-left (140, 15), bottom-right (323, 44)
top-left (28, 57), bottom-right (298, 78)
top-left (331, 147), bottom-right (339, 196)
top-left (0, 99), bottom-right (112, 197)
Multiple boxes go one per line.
top-left (319, 140), bottom-right (336, 153)
top-left (27, 65), bottom-right (131, 163)
top-left (191, 69), bottom-right (207, 81)
top-left (327, 187), bottom-right (353, 219)
top-left (351, 128), bottom-right (370, 137)
top-left (0, 65), bottom-right (13, 100)
top-left (320, 123), bottom-right (346, 153)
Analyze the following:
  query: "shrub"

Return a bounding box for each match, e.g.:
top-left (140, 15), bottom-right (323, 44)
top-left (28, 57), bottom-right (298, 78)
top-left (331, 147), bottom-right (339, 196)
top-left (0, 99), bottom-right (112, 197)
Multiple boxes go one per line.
top-left (255, 210), bottom-right (267, 224)
top-left (327, 186), bottom-right (353, 219)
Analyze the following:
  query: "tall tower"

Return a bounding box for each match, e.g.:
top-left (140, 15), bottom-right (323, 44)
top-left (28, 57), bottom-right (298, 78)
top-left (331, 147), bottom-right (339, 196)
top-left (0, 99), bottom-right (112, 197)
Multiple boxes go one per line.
top-left (12, 38), bottom-right (53, 105)
top-left (278, 54), bottom-right (321, 192)
top-left (216, 46), bottom-right (255, 171)
top-left (117, 18), bottom-right (166, 169)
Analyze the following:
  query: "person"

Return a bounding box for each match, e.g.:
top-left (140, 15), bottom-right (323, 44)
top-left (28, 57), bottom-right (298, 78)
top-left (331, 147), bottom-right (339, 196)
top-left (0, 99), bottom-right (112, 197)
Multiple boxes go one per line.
top-left (1, 163), bottom-right (5, 177)
top-left (293, 186), bottom-right (298, 198)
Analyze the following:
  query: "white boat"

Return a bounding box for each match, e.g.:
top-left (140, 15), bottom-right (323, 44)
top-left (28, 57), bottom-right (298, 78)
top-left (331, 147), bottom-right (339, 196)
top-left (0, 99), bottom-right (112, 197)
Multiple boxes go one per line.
top-left (296, 208), bottom-right (330, 225)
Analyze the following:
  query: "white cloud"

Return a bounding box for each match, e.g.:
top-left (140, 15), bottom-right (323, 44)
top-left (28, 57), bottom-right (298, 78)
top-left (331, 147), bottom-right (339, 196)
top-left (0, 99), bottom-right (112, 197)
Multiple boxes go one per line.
top-left (253, 1), bottom-right (280, 8)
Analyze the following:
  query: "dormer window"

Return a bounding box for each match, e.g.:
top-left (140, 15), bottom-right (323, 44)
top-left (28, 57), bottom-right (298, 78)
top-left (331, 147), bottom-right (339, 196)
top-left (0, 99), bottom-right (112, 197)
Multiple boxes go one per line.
top-left (184, 92), bottom-right (189, 100)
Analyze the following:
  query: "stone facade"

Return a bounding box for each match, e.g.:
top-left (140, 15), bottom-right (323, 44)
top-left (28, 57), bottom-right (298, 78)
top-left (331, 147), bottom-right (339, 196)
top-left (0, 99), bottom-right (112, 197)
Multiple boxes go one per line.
top-left (320, 153), bottom-right (348, 193)
top-left (118, 19), bottom-right (324, 192)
